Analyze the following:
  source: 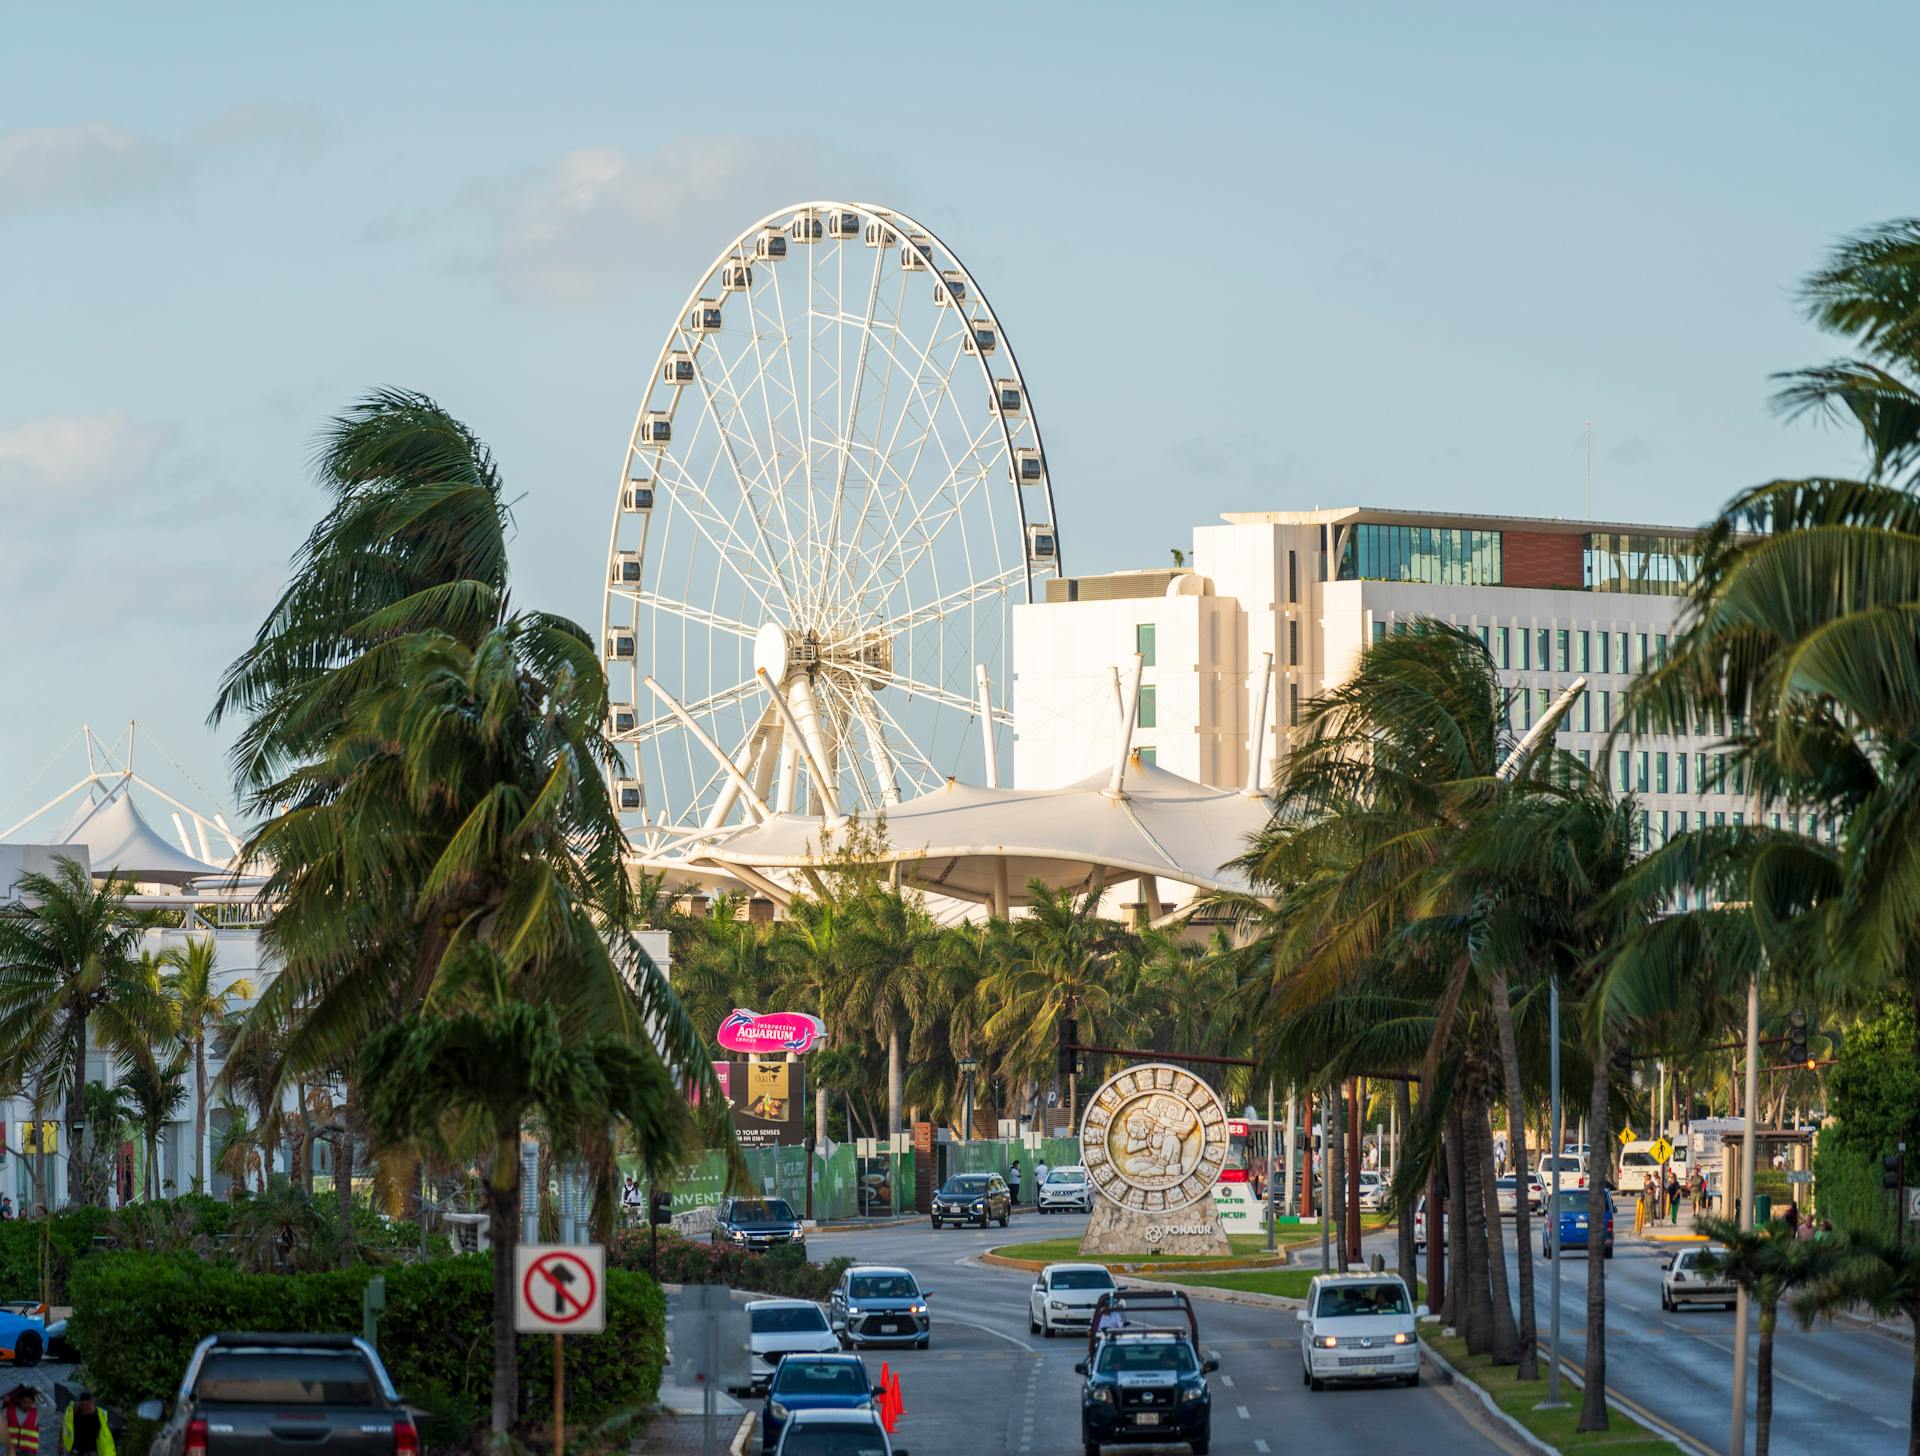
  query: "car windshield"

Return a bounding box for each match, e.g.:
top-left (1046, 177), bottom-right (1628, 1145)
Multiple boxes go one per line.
top-left (753, 1306), bottom-right (830, 1334)
top-left (1046, 1171), bottom-right (1085, 1184)
top-left (1554, 1192), bottom-right (1603, 1214)
top-left (777, 1429), bottom-right (889, 1456)
top-left (1495, 1178), bottom-right (1516, 1189)
top-left (773, 1361), bottom-right (869, 1396)
top-left (733, 1200), bottom-right (796, 1222)
top-left (1540, 1157), bottom-right (1580, 1172)
top-left (942, 1177), bottom-right (991, 1194)
top-left (1095, 1340), bottom-right (1198, 1375)
top-left (849, 1274), bottom-right (917, 1299)
top-left (1315, 1284), bottom-right (1410, 1317)
top-left (1049, 1270), bottom-right (1115, 1292)
top-left (194, 1354), bottom-right (377, 1406)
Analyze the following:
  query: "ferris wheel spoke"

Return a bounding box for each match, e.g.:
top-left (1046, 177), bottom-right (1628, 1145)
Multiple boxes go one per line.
top-left (652, 450), bottom-right (790, 621)
top-left (853, 665), bottom-right (1000, 725)
top-left (821, 243), bottom-right (887, 599)
top-left (612, 589), bottom-right (759, 642)
top-left (686, 332), bottom-right (804, 611)
top-left (624, 677), bottom-right (763, 744)
top-left (830, 560), bottom-right (1028, 649)
top-left (762, 254), bottom-right (822, 606)
top-left (854, 682), bottom-right (946, 794)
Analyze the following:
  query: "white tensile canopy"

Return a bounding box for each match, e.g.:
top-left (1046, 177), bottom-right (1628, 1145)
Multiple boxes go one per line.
top-left (690, 755), bottom-right (1270, 921)
top-left (51, 787), bottom-right (227, 886)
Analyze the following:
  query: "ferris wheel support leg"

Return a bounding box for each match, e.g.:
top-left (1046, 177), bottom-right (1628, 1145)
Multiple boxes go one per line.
top-left (851, 687), bottom-right (901, 807)
top-left (992, 856), bottom-right (1011, 920)
top-left (641, 676), bottom-right (773, 822)
top-left (1245, 652), bottom-right (1274, 797)
top-left (706, 702), bottom-right (780, 832)
top-left (975, 664), bottom-right (999, 790)
top-left (756, 669), bottom-right (842, 823)
top-left (1106, 654), bottom-right (1146, 798)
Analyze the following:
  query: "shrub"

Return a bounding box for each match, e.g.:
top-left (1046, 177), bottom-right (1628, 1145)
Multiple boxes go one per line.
top-left (0, 1206), bottom-right (116, 1302)
top-left (68, 1253), bottom-right (665, 1449)
top-left (1813, 1139), bottom-right (1897, 1240)
top-left (608, 1228), bottom-right (848, 1301)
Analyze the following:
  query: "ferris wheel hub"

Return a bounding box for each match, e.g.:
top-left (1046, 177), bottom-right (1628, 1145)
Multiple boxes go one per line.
top-left (753, 622), bottom-right (790, 682)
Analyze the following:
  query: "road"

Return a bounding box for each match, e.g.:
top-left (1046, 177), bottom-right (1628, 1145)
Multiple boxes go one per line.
top-left (802, 1213), bottom-right (1518, 1456)
top-left (1495, 1228), bottom-right (1911, 1456)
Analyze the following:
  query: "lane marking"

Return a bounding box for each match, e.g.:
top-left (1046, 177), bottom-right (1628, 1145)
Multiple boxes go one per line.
top-left (1219, 1374), bottom-right (1234, 1388)
top-left (1255, 1442), bottom-right (1270, 1453)
top-left (1879, 1417), bottom-right (1903, 1429)
top-left (933, 1312), bottom-right (1035, 1352)
top-left (1236, 1405), bottom-right (1250, 1420)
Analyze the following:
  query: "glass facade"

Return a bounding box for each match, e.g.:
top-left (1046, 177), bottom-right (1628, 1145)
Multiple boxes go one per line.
top-left (1584, 532), bottom-right (1700, 595)
top-left (1135, 623), bottom-right (1156, 666)
top-left (1337, 524), bottom-right (1503, 586)
top-left (1136, 685), bottom-right (1157, 728)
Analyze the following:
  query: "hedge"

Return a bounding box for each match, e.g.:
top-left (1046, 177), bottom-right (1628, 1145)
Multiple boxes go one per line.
top-left (1813, 1140), bottom-right (1898, 1240)
top-left (0, 1206), bottom-right (113, 1303)
top-left (68, 1253), bottom-right (665, 1444)
top-left (608, 1228), bottom-right (849, 1301)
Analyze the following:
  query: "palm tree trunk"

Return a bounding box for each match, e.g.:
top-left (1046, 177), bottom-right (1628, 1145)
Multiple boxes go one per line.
top-left (486, 1132), bottom-right (520, 1435)
top-left (335, 1129), bottom-right (355, 1268)
top-left (1446, 1115), bottom-right (1469, 1330)
top-left (1329, 1083), bottom-right (1348, 1266)
top-left (68, 1009), bottom-right (89, 1207)
top-left (1394, 1081), bottom-right (1417, 1290)
top-left (1474, 1095), bottom-right (1520, 1365)
top-left (194, 1038), bottom-right (209, 1193)
top-left (887, 1027), bottom-right (903, 1136)
top-left (1458, 1104), bottom-right (1494, 1354)
top-left (1576, 1046), bottom-right (1613, 1433)
top-left (1491, 968), bottom-right (1538, 1378)
top-left (1756, 1302), bottom-right (1777, 1456)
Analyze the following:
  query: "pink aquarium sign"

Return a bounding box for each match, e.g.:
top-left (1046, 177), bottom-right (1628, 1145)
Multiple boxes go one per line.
top-left (717, 1009), bottom-right (827, 1055)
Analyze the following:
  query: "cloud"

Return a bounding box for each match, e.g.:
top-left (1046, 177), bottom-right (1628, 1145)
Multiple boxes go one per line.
top-left (1606, 433), bottom-right (1656, 467)
top-left (197, 103), bottom-right (328, 167)
top-left (1172, 431), bottom-right (1299, 487)
top-left (369, 134), bottom-right (896, 305)
top-left (0, 123), bottom-right (189, 219)
top-left (0, 411), bottom-right (180, 490)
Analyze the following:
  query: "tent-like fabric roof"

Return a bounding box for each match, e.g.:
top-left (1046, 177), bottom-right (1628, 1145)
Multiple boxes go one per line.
top-left (691, 759), bottom-right (1269, 909)
top-left (51, 787), bottom-right (227, 886)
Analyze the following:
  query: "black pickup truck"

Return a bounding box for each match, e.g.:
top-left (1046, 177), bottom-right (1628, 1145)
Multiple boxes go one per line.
top-left (137, 1333), bottom-right (417, 1456)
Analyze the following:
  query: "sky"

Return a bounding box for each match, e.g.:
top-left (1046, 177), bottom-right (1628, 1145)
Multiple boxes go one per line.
top-left (2, 1), bottom-right (1916, 824)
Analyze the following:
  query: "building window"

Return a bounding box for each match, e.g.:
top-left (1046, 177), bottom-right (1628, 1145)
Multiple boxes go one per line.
top-left (1476, 624), bottom-right (1490, 653)
top-left (1537, 628), bottom-right (1551, 671)
top-left (1599, 689), bottom-right (1610, 729)
top-left (1136, 686), bottom-right (1157, 729)
top-left (1335, 523), bottom-right (1504, 586)
top-left (1596, 632), bottom-right (1611, 674)
top-left (1655, 633), bottom-right (1668, 665)
top-left (1659, 809), bottom-right (1671, 842)
top-left (1616, 631), bottom-right (1631, 672)
top-left (1732, 811), bottom-right (1744, 827)
top-left (1288, 619), bottom-right (1299, 666)
top-left (1615, 750), bottom-right (1629, 789)
top-left (1495, 626), bottom-right (1510, 669)
top-left (1636, 751), bottom-right (1650, 793)
top-left (1555, 629), bottom-right (1570, 672)
top-left (1731, 760), bottom-right (1745, 794)
top-left (1676, 753), bottom-right (1688, 794)
top-left (1655, 753), bottom-right (1669, 794)
top-left (1715, 811), bottom-right (1726, 828)
top-left (1289, 682), bottom-right (1300, 723)
top-left (1372, 621), bottom-right (1386, 645)
top-left (1517, 628), bottom-right (1531, 671)
top-left (1585, 532), bottom-right (1700, 595)
top-left (1575, 631), bottom-right (1590, 672)
top-left (1578, 693), bottom-right (1591, 732)
top-left (1135, 623), bottom-right (1156, 666)
top-left (1137, 746), bottom-right (1157, 767)
top-left (1287, 550), bottom-right (1298, 604)
top-left (1715, 754), bottom-right (1728, 792)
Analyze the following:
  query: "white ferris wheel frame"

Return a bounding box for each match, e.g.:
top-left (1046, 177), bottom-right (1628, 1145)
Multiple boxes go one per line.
top-left (600, 200), bottom-right (1062, 855)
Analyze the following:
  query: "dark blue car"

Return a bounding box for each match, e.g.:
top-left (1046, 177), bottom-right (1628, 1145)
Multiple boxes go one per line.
top-left (1543, 1189), bottom-right (1614, 1259)
top-left (763, 1354), bottom-right (874, 1454)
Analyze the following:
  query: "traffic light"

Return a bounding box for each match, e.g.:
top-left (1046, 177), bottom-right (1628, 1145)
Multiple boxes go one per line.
top-left (650, 1188), bottom-right (673, 1226)
top-left (1787, 1009), bottom-right (1808, 1065)
top-left (1059, 1017), bottom-right (1078, 1080)
top-left (1883, 1154), bottom-right (1904, 1192)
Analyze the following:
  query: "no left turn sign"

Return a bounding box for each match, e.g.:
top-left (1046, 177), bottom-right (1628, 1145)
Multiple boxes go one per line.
top-left (515, 1243), bottom-right (606, 1334)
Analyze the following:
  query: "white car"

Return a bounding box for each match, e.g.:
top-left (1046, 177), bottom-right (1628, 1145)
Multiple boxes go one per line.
top-left (772, 1408), bottom-right (908, 1456)
top-left (1298, 1273), bottom-right (1424, 1390)
top-left (1027, 1262), bottom-right (1118, 1337)
top-left (1536, 1154), bottom-right (1588, 1190)
top-left (1661, 1246), bottom-right (1736, 1311)
top-left (1357, 1170), bottom-right (1386, 1212)
top-left (1413, 1194), bottom-right (1446, 1253)
top-left (1493, 1174), bottom-right (1545, 1216)
top-left (744, 1298), bottom-right (840, 1394)
top-left (1037, 1166), bottom-right (1093, 1214)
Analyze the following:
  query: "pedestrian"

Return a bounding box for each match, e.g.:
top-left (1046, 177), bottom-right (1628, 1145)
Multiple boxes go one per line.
top-left (0, 1197), bottom-right (11, 1221)
top-left (1035, 1157), bottom-right (1050, 1196)
top-left (1094, 1305), bottom-right (1124, 1335)
top-left (1009, 1159), bottom-right (1022, 1201)
top-left (1782, 1200), bottom-right (1800, 1233)
top-left (1642, 1173), bottom-right (1658, 1227)
top-left (1664, 1169), bottom-right (1681, 1224)
top-left (1796, 1215), bottom-right (1816, 1241)
top-left (59, 1390), bottom-right (111, 1456)
top-left (3, 1384), bottom-right (39, 1456)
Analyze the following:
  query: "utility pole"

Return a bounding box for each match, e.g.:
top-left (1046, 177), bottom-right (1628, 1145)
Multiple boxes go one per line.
top-left (1285, 1085), bottom-right (1299, 1218)
top-left (1730, 975), bottom-right (1761, 1456)
top-left (1265, 1080), bottom-right (1278, 1253)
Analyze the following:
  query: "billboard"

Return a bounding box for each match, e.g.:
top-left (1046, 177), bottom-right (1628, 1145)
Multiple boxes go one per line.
top-left (713, 1060), bottom-right (807, 1148)
top-left (717, 1009), bottom-right (827, 1055)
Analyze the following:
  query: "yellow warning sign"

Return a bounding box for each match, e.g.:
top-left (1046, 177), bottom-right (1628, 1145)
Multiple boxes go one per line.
top-left (1649, 1137), bottom-right (1674, 1164)
top-left (1618, 1125), bottom-right (1637, 1146)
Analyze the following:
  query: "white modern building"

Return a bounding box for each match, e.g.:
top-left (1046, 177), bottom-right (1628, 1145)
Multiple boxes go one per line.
top-left (1015, 507), bottom-right (1830, 857)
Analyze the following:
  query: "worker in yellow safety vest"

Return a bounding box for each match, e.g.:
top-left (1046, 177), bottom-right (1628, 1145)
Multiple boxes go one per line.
top-left (60, 1391), bottom-right (112, 1456)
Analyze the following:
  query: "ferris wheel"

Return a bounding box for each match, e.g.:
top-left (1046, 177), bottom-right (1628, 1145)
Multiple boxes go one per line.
top-left (601, 201), bottom-right (1062, 852)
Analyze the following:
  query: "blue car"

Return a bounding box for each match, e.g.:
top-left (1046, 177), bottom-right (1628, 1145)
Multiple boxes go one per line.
top-left (0, 1302), bottom-right (66, 1366)
top-left (762, 1354), bottom-right (874, 1454)
top-left (1543, 1190), bottom-right (1614, 1259)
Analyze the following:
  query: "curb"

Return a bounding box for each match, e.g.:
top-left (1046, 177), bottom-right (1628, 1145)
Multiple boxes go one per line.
top-left (1419, 1341), bottom-right (1558, 1456)
top-left (729, 1411), bottom-right (753, 1456)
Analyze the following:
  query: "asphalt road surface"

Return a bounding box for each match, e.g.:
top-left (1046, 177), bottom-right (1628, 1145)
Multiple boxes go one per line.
top-left (1495, 1228), bottom-right (1911, 1456)
top-left (803, 1214), bottom-right (1516, 1456)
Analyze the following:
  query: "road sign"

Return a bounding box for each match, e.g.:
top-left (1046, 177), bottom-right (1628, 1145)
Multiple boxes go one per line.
top-left (515, 1244), bottom-right (605, 1334)
top-left (670, 1284), bottom-right (751, 1388)
top-left (1785, 1170), bottom-right (1814, 1184)
top-left (1908, 1188), bottom-right (1920, 1223)
top-left (1617, 1125), bottom-right (1637, 1146)
top-left (1648, 1137), bottom-right (1674, 1164)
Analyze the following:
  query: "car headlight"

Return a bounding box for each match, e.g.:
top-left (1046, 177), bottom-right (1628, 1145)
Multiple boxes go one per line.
top-left (1393, 1333), bottom-right (1411, 1345)
top-left (1180, 1385), bottom-right (1206, 1404)
top-left (1050, 1300), bottom-right (1069, 1310)
top-left (846, 1306), bottom-right (862, 1317)
top-left (730, 1229), bottom-right (748, 1242)
top-left (909, 1303), bottom-right (926, 1314)
top-left (769, 1402), bottom-right (788, 1419)
top-left (970, 1200), bottom-right (985, 1210)
top-left (1318, 1335), bottom-right (1338, 1348)
top-left (1089, 1387), bottom-right (1113, 1405)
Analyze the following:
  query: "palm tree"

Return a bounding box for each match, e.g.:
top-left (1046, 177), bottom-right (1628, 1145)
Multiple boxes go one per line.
top-left (1773, 218), bottom-right (1920, 484)
top-left (1696, 1216), bottom-right (1848, 1456)
top-left (119, 1046), bottom-right (189, 1199)
top-left (213, 1101), bottom-right (265, 1198)
top-left (360, 973), bottom-right (699, 1436)
top-left (0, 858), bottom-right (163, 1204)
top-left (1794, 1230), bottom-right (1920, 1455)
top-left (159, 938), bottom-right (253, 1192)
top-left (842, 889), bottom-right (940, 1137)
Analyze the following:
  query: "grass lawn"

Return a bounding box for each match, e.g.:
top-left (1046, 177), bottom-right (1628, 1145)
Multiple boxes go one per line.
top-left (989, 1233), bottom-right (1295, 1265)
top-left (1150, 1268), bottom-right (1429, 1302)
top-left (1420, 1328), bottom-right (1676, 1454)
